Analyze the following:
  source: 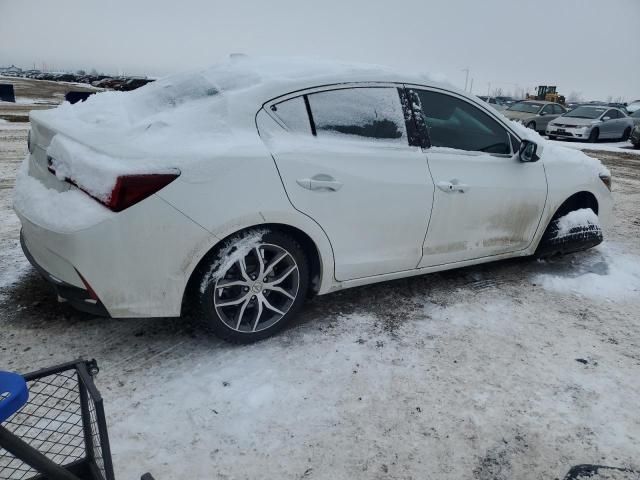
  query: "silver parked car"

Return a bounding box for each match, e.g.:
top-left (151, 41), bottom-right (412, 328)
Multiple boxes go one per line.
top-left (546, 105), bottom-right (634, 142)
top-left (502, 101), bottom-right (567, 133)
top-left (629, 109), bottom-right (640, 127)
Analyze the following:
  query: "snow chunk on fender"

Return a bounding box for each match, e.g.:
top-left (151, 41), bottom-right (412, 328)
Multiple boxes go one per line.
top-left (555, 208), bottom-right (599, 239)
top-left (47, 134), bottom-right (178, 202)
top-left (200, 229), bottom-right (268, 293)
top-left (13, 157), bottom-right (114, 233)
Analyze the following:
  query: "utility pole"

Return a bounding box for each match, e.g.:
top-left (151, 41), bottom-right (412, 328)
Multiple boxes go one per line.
top-left (487, 82), bottom-right (491, 97)
top-left (462, 67), bottom-right (470, 92)
top-left (469, 78), bottom-right (474, 94)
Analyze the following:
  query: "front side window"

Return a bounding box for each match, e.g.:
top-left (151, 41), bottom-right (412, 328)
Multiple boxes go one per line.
top-left (412, 89), bottom-right (511, 154)
top-left (553, 104), bottom-right (566, 114)
top-left (307, 88), bottom-right (407, 144)
top-left (541, 105), bottom-right (553, 115)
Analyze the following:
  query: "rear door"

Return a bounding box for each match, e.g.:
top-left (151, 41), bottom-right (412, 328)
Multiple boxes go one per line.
top-left (601, 109), bottom-right (618, 138)
top-left (405, 87), bottom-right (548, 267)
top-left (258, 85), bottom-right (435, 281)
top-left (538, 104), bottom-right (556, 130)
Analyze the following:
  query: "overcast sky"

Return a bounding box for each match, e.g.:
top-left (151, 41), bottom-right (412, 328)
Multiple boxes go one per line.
top-left (1, 0), bottom-right (639, 101)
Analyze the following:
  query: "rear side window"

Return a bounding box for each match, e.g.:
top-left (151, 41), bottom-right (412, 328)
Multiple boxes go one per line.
top-left (541, 105), bottom-right (553, 115)
top-left (307, 88), bottom-right (407, 144)
top-left (552, 104), bottom-right (565, 114)
top-left (270, 96), bottom-right (311, 134)
top-left (412, 89), bottom-right (510, 154)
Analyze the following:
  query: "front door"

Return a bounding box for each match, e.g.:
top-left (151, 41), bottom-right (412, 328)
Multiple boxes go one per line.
top-left (406, 87), bottom-right (548, 267)
top-left (258, 85), bottom-right (435, 280)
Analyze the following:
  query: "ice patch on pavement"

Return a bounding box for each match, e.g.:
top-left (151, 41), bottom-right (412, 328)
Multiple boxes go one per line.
top-left (534, 244), bottom-right (640, 300)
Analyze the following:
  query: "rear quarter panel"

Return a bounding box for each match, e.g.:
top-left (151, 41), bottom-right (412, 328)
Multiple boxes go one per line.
top-left (156, 148), bottom-right (336, 295)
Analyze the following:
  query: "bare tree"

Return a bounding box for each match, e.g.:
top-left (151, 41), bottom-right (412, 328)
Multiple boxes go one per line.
top-left (491, 87), bottom-right (503, 98)
top-left (567, 91), bottom-right (583, 103)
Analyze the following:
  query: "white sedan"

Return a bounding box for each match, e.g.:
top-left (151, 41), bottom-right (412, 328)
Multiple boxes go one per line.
top-left (14, 58), bottom-right (613, 343)
top-left (546, 105), bottom-right (634, 142)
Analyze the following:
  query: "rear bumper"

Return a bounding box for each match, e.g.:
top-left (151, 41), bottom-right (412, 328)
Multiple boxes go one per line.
top-left (20, 230), bottom-right (110, 316)
top-left (15, 192), bottom-right (214, 318)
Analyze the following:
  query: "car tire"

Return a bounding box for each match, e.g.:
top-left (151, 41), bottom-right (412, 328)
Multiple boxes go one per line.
top-left (621, 127), bottom-right (631, 141)
top-left (193, 228), bottom-right (309, 343)
top-left (535, 210), bottom-right (603, 259)
top-left (588, 128), bottom-right (599, 143)
top-left (526, 121), bottom-right (536, 130)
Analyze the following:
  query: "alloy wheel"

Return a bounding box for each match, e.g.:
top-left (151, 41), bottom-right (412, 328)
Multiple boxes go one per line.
top-left (212, 244), bottom-right (300, 333)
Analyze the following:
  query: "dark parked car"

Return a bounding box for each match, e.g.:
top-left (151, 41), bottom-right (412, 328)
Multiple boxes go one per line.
top-left (630, 125), bottom-right (640, 148)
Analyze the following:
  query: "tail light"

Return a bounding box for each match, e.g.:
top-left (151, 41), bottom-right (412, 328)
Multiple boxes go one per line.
top-left (103, 173), bottom-right (180, 212)
top-left (47, 158), bottom-right (179, 212)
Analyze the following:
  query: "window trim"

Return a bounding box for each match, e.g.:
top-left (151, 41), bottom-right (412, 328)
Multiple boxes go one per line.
top-left (302, 95), bottom-right (317, 136)
top-left (404, 85), bottom-right (515, 157)
top-left (540, 104), bottom-right (554, 115)
top-left (261, 81), bottom-right (526, 151)
top-left (263, 83), bottom-right (413, 147)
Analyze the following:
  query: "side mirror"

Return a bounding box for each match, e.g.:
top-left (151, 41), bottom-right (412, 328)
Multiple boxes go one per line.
top-left (602, 116), bottom-right (611, 121)
top-left (519, 140), bottom-right (540, 162)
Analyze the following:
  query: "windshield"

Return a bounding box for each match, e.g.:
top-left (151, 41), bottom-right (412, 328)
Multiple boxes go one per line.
top-left (507, 102), bottom-right (542, 114)
top-left (631, 110), bottom-right (640, 118)
top-left (564, 106), bottom-right (607, 119)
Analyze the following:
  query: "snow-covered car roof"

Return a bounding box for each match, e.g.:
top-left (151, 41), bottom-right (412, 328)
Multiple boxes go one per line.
top-left (29, 57), bottom-right (455, 160)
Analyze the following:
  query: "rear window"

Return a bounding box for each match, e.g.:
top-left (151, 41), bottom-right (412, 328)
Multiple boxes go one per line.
top-left (307, 87), bottom-right (407, 143)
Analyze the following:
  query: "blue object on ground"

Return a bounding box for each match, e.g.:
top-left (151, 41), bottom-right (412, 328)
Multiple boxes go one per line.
top-left (0, 371), bottom-right (28, 423)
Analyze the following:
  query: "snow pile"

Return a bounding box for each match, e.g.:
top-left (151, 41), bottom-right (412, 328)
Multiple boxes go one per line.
top-left (13, 157), bottom-right (114, 232)
top-left (535, 244), bottom-right (640, 301)
top-left (200, 229), bottom-right (267, 293)
top-left (555, 208), bottom-right (600, 238)
top-left (25, 56), bottom-right (453, 202)
top-left (47, 134), bottom-right (177, 202)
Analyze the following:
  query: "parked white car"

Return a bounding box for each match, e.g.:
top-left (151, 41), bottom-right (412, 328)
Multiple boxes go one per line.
top-left (14, 58), bottom-right (613, 342)
top-left (546, 105), bottom-right (634, 142)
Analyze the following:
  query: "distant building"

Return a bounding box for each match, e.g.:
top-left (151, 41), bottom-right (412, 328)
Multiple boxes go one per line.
top-left (0, 65), bottom-right (23, 74)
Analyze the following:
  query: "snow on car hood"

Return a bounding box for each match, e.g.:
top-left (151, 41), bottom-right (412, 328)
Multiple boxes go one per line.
top-left (507, 119), bottom-right (610, 177)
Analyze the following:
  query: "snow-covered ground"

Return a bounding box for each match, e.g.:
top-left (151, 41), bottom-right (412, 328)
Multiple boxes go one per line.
top-left (2, 104), bottom-right (640, 479)
top-left (545, 137), bottom-right (640, 156)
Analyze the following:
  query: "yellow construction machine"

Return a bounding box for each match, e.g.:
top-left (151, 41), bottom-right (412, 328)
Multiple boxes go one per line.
top-left (526, 86), bottom-right (566, 105)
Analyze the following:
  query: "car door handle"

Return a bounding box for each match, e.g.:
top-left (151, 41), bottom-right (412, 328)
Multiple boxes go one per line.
top-left (437, 180), bottom-right (468, 193)
top-left (297, 175), bottom-right (343, 192)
